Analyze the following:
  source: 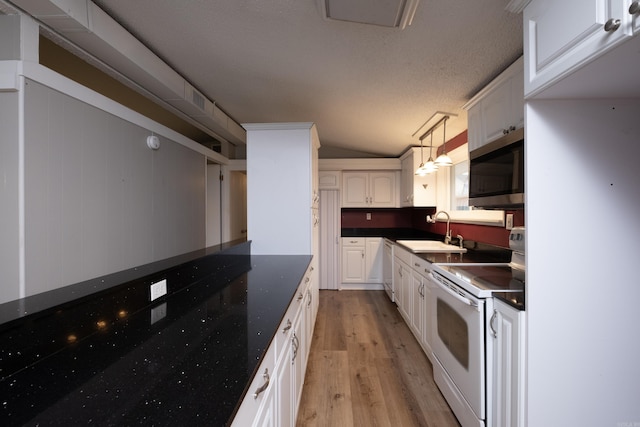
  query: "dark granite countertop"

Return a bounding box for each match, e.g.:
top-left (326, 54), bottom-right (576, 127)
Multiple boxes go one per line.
top-left (0, 242), bottom-right (312, 426)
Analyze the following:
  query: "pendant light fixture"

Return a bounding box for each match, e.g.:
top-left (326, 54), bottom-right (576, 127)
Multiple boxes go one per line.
top-left (415, 132), bottom-right (428, 176)
top-left (434, 116), bottom-right (453, 167)
top-left (424, 132), bottom-right (438, 173)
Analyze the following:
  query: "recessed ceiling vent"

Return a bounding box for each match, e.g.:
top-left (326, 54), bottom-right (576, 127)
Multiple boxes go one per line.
top-left (319, 0), bottom-right (419, 30)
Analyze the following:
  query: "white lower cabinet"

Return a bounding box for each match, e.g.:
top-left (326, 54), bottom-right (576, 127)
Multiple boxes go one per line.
top-left (412, 255), bottom-right (434, 359)
top-left (277, 308), bottom-right (303, 427)
top-left (232, 344), bottom-right (277, 427)
top-left (410, 272), bottom-right (424, 340)
top-left (490, 298), bottom-right (526, 427)
top-left (341, 237), bottom-right (383, 286)
top-left (233, 265), bottom-right (316, 427)
top-left (398, 253), bottom-right (434, 361)
top-left (393, 245), bottom-right (413, 322)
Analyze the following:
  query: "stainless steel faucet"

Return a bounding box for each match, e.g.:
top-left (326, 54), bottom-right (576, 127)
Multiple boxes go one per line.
top-left (427, 210), bottom-right (451, 244)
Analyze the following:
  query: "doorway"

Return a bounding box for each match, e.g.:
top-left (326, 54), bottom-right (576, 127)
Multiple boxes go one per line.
top-left (319, 190), bottom-right (340, 290)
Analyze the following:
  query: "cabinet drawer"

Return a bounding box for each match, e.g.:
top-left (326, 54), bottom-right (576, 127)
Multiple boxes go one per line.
top-left (342, 238), bottom-right (365, 246)
top-left (275, 281), bottom-right (306, 355)
top-left (411, 255), bottom-right (433, 277)
top-left (394, 244), bottom-right (412, 266)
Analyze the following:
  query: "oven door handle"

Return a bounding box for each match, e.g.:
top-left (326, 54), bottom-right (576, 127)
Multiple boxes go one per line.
top-left (430, 273), bottom-right (479, 309)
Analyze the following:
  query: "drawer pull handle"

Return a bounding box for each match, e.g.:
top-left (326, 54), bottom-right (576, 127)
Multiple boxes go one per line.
top-left (253, 368), bottom-right (270, 399)
top-left (604, 18), bottom-right (621, 32)
top-left (282, 319), bottom-right (292, 333)
top-left (630, 1), bottom-right (640, 15)
top-left (297, 292), bottom-right (304, 301)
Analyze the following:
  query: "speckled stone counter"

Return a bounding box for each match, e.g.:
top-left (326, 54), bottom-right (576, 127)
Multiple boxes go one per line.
top-left (0, 242), bottom-right (312, 426)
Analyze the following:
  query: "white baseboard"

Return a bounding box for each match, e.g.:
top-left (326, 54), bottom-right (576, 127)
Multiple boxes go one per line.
top-left (338, 283), bottom-right (384, 291)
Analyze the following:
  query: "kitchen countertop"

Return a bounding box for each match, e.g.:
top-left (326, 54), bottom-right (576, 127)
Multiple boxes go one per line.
top-left (0, 242), bottom-right (312, 426)
top-left (346, 229), bottom-right (524, 310)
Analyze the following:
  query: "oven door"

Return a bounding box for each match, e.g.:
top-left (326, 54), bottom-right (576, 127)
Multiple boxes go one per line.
top-left (431, 272), bottom-right (486, 422)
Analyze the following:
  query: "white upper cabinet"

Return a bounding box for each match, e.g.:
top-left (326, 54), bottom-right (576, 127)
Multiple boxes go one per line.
top-left (399, 148), bottom-right (437, 207)
top-left (464, 57), bottom-right (524, 152)
top-left (342, 171), bottom-right (397, 207)
top-left (524, 0), bottom-right (633, 97)
top-left (318, 170), bottom-right (341, 190)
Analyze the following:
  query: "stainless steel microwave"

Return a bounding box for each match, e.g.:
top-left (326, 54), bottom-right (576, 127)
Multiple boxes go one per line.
top-left (469, 127), bottom-right (524, 208)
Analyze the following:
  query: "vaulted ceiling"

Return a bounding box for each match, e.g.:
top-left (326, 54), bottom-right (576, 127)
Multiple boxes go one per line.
top-left (80, 1), bottom-right (523, 157)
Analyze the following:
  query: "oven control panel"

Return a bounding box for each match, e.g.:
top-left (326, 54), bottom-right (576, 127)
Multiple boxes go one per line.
top-left (508, 227), bottom-right (525, 253)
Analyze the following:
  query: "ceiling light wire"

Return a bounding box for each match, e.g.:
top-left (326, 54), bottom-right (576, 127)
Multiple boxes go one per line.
top-left (435, 116), bottom-right (453, 167)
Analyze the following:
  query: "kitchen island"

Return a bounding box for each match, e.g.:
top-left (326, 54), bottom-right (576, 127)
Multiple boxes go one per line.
top-left (0, 241), bottom-right (312, 426)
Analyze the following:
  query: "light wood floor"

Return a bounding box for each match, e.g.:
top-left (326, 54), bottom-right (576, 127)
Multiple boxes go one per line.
top-left (296, 290), bottom-right (460, 427)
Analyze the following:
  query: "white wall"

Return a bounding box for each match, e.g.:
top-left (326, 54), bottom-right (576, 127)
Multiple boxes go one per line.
top-left (206, 163), bottom-right (222, 246)
top-left (0, 78), bottom-right (208, 303)
top-left (526, 99), bottom-right (640, 425)
top-left (0, 89), bottom-right (20, 303)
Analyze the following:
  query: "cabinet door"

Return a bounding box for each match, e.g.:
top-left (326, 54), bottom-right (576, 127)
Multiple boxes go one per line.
top-left (365, 238), bottom-right (383, 283)
top-left (396, 261), bottom-right (411, 322)
top-left (393, 258), bottom-right (403, 306)
top-left (292, 315), bottom-right (305, 415)
top-left (491, 300), bottom-right (526, 427)
top-left (524, 0), bottom-right (630, 96)
top-left (253, 383), bottom-right (276, 427)
top-left (511, 73), bottom-right (525, 131)
top-left (410, 273), bottom-right (423, 338)
top-left (421, 276), bottom-right (432, 358)
top-left (276, 347), bottom-right (293, 427)
top-left (467, 104), bottom-right (484, 152)
top-left (369, 172), bottom-right (396, 207)
top-left (400, 156), bottom-right (413, 206)
top-left (342, 172), bottom-right (369, 207)
top-left (481, 81), bottom-right (513, 144)
top-left (413, 172), bottom-right (437, 207)
top-left (341, 245), bottom-right (365, 283)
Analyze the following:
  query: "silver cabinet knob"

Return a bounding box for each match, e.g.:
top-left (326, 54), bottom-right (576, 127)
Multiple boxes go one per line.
top-left (630, 1), bottom-right (640, 15)
top-left (604, 18), bottom-right (621, 32)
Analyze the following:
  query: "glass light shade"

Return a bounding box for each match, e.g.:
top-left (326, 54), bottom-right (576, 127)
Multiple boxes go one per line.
top-left (423, 160), bottom-right (438, 173)
top-left (415, 163), bottom-right (428, 176)
top-left (435, 153), bottom-right (453, 167)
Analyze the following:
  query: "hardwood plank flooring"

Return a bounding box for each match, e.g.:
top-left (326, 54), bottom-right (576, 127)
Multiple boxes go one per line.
top-left (297, 290), bottom-right (460, 427)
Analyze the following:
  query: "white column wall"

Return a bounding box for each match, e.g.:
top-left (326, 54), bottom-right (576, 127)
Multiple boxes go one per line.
top-left (0, 89), bottom-right (21, 303)
top-left (526, 99), bottom-right (640, 425)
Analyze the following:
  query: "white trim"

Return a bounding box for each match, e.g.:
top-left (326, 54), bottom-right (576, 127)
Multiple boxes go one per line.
top-left (17, 72), bottom-right (25, 298)
top-left (319, 158), bottom-right (401, 171)
top-left (338, 283), bottom-right (385, 291)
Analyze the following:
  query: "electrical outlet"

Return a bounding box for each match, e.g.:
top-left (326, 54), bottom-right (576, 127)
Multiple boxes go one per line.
top-left (366, 212), bottom-right (372, 220)
top-left (150, 279), bottom-right (167, 301)
top-left (506, 214), bottom-right (514, 230)
top-left (150, 303), bottom-right (167, 324)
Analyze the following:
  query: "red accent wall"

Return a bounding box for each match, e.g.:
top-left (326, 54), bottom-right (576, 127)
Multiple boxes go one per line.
top-left (437, 130), bottom-right (468, 156)
top-left (341, 129), bottom-right (525, 248)
top-left (342, 207), bottom-right (524, 248)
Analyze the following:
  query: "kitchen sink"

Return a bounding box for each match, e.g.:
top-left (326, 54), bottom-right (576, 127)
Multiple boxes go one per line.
top-left (396, 240), bottom-right (467, 254)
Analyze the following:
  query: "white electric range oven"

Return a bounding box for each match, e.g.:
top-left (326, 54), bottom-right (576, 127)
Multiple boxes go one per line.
top-left (429, 227), bottom-right (525, 427)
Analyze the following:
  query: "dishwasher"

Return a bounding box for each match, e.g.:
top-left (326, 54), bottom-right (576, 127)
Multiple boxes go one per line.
top-left (382, 239), bottom-right (394, 302)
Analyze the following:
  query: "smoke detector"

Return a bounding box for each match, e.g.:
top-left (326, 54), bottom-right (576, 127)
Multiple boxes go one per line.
top-left (319, 0), bottom-right (420, 30)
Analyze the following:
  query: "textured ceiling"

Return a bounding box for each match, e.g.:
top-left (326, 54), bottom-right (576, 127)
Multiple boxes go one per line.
top-left (91, 0), bottom-right (523, 157)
